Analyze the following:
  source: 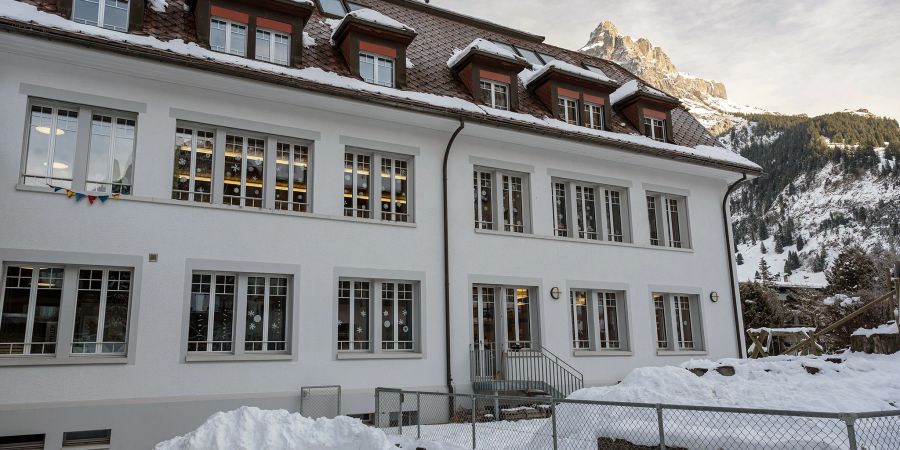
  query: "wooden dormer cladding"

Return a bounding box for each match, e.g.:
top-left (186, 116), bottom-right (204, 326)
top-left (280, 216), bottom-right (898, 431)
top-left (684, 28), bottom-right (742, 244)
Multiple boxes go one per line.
top-left (331, 14), bottom-right (417, 89)
top-left (526, 67), bottom-right (618, 130)
top-left (56, 0), bottom-right (145, 30)
top-left (193, 0), bottom-right (313, 66)
top-left (614, 91), bottom-right (680, 143)
top-left (449, 49), bottom-right (530, 111)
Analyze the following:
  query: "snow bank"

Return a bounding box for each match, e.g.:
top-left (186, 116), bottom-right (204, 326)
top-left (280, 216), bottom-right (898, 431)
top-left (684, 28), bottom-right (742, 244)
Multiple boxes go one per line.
top-left (447, 38), bottom-right (526, 69)
top-left (155, 407), bottom-right (394, 450)
top-left (853, 321), bottom-right (899, 337)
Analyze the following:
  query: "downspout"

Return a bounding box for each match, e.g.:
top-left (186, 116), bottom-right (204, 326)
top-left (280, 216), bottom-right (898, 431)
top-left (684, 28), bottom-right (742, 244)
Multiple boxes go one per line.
top-left (443, 119), bottom-right (465, 395)
top-left (723, 173), bottom-right (748, 358)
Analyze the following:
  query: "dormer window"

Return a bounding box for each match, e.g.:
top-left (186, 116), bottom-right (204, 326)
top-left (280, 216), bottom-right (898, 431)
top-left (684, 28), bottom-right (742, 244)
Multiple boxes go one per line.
top-left (449, 39), bottom-right (531, 112)
top-left (72, 0), bottom-right (130, 32)
top-left (644, 117), bottom-right (666, 142)
top-left (585, 103), bottom-right (605, 130)
top-left (360, 53), bottom-right (394, 87)
top-left (480, 80), bottom-right (509, 110)
top-left (255, 26), bottom-right (291, 65)
top-left (211, 18), bottom-right (248, 56)
top-left (558, 97), bottom-right (578, 125)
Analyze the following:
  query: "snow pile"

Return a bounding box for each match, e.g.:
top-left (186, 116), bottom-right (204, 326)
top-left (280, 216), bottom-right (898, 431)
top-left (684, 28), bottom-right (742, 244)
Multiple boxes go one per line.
top-left (823, 293), bottom-right (861, 307)
top-left (447, 38), bottom-right (526, 69)
top-left (148, 0), bottom-right (167, 13)
top-left (302, 32), bottom-right (316, 48)
top-left (609, 79), bottom-right (669, 106)
top-left (521, 59), bottom-right (613, 87)
top-left (853, 321), bottom-right (899, 337)
top-left (155, 407), bottom-right (395, 450)
top-left (331, 8), bottom-right (415, 40)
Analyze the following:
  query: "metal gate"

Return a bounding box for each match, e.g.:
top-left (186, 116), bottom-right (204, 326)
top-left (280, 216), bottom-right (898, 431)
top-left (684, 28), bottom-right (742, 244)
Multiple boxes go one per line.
top-left (300, 385), bottom-right (342, 418)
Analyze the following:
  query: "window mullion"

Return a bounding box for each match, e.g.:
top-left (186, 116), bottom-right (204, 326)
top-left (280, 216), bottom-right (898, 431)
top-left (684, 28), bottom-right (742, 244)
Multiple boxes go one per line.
top-left (225, 22), bottom-right (232, 54)
top-left (212, 129), bottom-right (226, 204)
top-left (264, 137), bottom-right (277, 210)
top-left (599, 187), bottom-right (611, 241)
top-left (72, 106), bottom-right (93, 191)
top-left (350, 153), bottom-right (358, 217)
top-left (56, 267), bottom-right (78, 359)
top-left (97, 0), bottom-right (106, 28)
top-left (373, 281), bottom-right (382, 353)
top-left (206, 276), bottom-right (217, 348)
top-left (668, 295), bottom-right (680, 351)
top-left (261, 277), bottom-right (270, 346)
top-left (23, 271), bottom-right (39, 355)
top-left (96, 269), bottom-right (109, 352)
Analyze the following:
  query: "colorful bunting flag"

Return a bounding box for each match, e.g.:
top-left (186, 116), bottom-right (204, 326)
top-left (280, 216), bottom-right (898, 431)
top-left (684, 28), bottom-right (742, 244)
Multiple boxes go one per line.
top-left (46, 184), bottom-right (122, 205)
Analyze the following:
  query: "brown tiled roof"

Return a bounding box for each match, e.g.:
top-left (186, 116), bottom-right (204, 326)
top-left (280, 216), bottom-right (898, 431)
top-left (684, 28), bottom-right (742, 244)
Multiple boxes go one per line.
top-left (14, 0), bottom-right (742, 172)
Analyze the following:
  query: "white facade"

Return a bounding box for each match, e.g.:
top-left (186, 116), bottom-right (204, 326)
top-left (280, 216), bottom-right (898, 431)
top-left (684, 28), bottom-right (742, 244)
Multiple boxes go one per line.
top-left (0, 34), bottom-right (745, 448)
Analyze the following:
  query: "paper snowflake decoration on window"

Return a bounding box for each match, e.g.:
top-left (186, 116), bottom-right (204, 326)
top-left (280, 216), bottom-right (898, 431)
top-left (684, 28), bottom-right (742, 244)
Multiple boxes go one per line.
top-left (356, 326), bottom-right (363, 335)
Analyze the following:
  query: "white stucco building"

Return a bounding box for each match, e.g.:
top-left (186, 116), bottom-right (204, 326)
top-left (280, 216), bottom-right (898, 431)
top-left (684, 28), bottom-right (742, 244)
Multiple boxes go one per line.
top-left (0, 0), bottom-right (760, 447)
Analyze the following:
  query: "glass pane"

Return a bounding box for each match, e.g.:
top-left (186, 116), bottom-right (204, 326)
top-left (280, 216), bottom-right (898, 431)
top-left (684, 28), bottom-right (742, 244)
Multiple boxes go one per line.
top-left (380, 158), bottom-right (393, 221)
top-left (318, 0), bottom-right (348, 15)
top-left (245, 276), bottom-right (265, 350)
top-left (87, 115), bottom-right (112, 192)
top-left (515, 47), bottom-right (543, 66)
top-left (73, 269), bottom-right (103, 353)
top-left (103, 0), bottom-right (129, 31)
top-left (274, 33), bottom-right (290, 65)
top-left (255, 30), bottom-right (271, 62)
top-left (275, 143), bottom-right (290, 210)
top-left (212, 275), bottom-right (235, 352)
top-left (102, 270), bottom-right (130, 352)
top-left (553, 182), bottom-right (568, 237)
top-left (474, 171), bottom-right (493, 230)
top-left (481, 288), bottom-right (494, 347)
top-left (31, 268), bottom-right (63, 354)
top-left (571, 290), bottom-right (588, 349)
top-left (230, 24), bottom-right (247, 56)
top-left (605, 190), bottom-right (623, 242)
top-left (51, 110), bottom-right (79, 185)
top-left (479, 81), bottom-right (492, 108)
top-left (194, 131), bottom-right (214, 202)
top-left (394, 160), bottom-right (408, 222)
top-left (576, 185), bottom-right (597, 239)
top-left (677, 296), bottom-right (694, 349)
top-left (668, 198), bottom-right (682, 247)
top-left (643, 118), bottom-right (653, 139)
top-left (24, 106), bottom-right (53, 184)
top-left (507, 288), bottom-right (530, 349)
top-left (489, 41), bottom-right (516, 56)
top-left (647, 196), bottom-right (660, 246)
top-left (73, 0), bottom-right (100, 26)
top-left (356, 154), bottom-right (370, 218)
top-left (471, 287), bottom-right (480, 345)
top-left (503, 175), bottom-right (524, 232)
top-left (397, 283), bottom-right (413, 350)
top-left (359, 54), bottom-right (375, 84)
top-left (377, 57), bottom-right (393, 87)
top-left (346, 1), bottom-right (365, 11)
top-left (0, 266), bottom-right (33, 354)
top-left (210, 19), bottom-right (227, 52)
top-left (494, 84), bottom-right (509, 110)
top-left (111, 118), bottom-right (135, 194)
top-left (353, 281), bottom-right (369, 350)
top-left (188, 274), bottom-right (211, 351)
top-left (605, 293), bottom-right (620, 348)
top-left (337, 280), bottom-right (350, 349)
top-left (223, 135), bottom-right (244, 206)
top-left (584, 65), bottom-right (607, 77)
top-left (654, 294), bottom-right (668, 349)
top-left (245, 138), bottom-right (265, 207)
top-left (267, 277), bottom-right (288, 351)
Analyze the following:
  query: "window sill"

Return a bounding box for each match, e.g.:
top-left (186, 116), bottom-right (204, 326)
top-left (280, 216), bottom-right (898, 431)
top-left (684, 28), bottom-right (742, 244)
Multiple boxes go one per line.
top-left (656, 350), bottom-right (707, 356)
top-left (185, 353), bottom-right (293, 363)
top-left (16, 184), bottom-right (417, 228)
top-left (573, 350), bottom-right (633, 357)
top-left (474, 228), bottom-right (693, 253)
top-left (336, 352), bottom-right (423, 360)
top-left (0, 355), bottom-right (128, 366)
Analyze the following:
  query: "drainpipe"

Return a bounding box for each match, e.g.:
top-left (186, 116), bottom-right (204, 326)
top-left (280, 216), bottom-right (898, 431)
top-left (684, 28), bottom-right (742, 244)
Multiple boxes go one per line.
top-left (723, 173), bottom-right (748, 358)
top-left (443, 119), bottom-right (465, 395)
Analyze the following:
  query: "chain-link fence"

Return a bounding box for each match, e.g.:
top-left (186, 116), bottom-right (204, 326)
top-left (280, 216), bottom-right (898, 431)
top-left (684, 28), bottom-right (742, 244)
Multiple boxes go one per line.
top-left (300, 385), bottom-right (341, 419)
top-left (374, 388), bottom-right (900, 449)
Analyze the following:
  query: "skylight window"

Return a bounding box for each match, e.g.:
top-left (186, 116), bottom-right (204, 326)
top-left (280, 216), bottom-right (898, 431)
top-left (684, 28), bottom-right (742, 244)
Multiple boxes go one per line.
top-left (490, 41), bottom-right (517, 56)
top-left (318, 0), bottom-right (349, 16)
top-left (538, 53), bottom-right (556, 64)
top-left (489, 41), bottom-right (556, 66)
top-left (346, 1), bottom-right (366, 11)
top-left (515, 47), bottom-right (543, 66)
top-left (583, 65), bottom-right (608, 77)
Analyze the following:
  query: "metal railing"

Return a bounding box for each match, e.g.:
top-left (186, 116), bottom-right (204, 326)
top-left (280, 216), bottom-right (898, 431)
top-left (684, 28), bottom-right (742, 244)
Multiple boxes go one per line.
top-left (375, 388), bottom-right (900, 449)
top-left (300, 385), bottom-right (341, 419)
top-left (470, 344), bottom-right (584, 398)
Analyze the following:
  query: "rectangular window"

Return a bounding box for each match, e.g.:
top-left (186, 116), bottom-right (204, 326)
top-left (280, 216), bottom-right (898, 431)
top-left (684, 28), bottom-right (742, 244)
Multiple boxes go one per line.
top-left (223, 134), bottom-right (266, 208)
top-left (275, 142), bottom-right (310, 212)
top-left (502, 173), bottom-right (525, 233)
top-left (570, 289), bottom-right (628, 351)
top-left (62, 429), bottom-right (111, 448)
top-left (359, 53), bottom-right (394, 87)
top-left (344, 150), bottom-right (412, 222)
top-left (86, 114), bottom-right (136, 195)
top-left (22, 105), bottom-right (78, 188)
top-left (72, 269), bottom-right (131, 354)
top-left (337, 279), bottom-right (419, 353)
top-left (172, 127), bottom-right (215, 203)
top-left (558, 97), bottom-right (578, 125)
top-left (643, 117), bottom-right (666, 142)
top-left (654, 293), bottom-right (702, 351)
top-left (473, 167), bottom-right (528, 233)
top-left (210, 18), bottom-right (247, 56)
top-left (505, 287), bottom-right (532, 350)
top-left (646, 192), bottom-right (690, 248)
top-left (255, 29), bottom-right (290, 65)
top-left (187, 271), bottom-right (291, 354)
top-left (479, 80), bottom-right (509, 111)
top-left (585, 103), bottom-right (604, 130)
top-left (473, 169), bottom-right (494, 230)
top-left (553, 179), bottom-right (630, 243)
top-left (318, 0), bottom-right (349, 16)
top-left (0, 266), bottom-right (63, 355)
top-left (72, 0), bottom-right (129, 32)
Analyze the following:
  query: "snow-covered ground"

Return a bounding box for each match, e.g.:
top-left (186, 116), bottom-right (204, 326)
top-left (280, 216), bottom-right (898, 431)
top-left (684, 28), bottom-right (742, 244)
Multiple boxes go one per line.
top-left (736, 235), bottom-right (828, 287)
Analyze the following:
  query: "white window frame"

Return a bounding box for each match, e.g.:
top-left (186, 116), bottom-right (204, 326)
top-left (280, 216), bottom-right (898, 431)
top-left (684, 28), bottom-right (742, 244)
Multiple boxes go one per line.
top-left (172, 126), bottom-right (215, 203)
top-left (21, 99), bottom-right (139, 195)
top-left (570, 289), bottom-right (628, 351)
top-left (643, 116), bottom-right (667, 142)
top-left (336, 278), bottom-right (419, 354)
top-left (359, 52), bottom-right (395, 88)
top-left (558, 96), bottom-right (579, 125)
top-left (274, 141), bottom-right (311, 212)
top-left (255, 28), bottom-right (291, 65)
top-left (479, 79), bottom-right (510, 111)
top-left (85, 113), bottom-right (137, 195)
top-left (652, 293), bottom-right (703, 352)
top-left (72, 267), bottom-right (132, 355)
top-left (474, 167), bottom-right (531, 233)
top-left (472, 285), bottom-right (538, 352)
top-left (552, 178), bottom-right (631, 243)
top-left (0, 265), bottom-right (65, 356)
top-left (222, 132), bottom-right (267, 208)
top-left (210, 17), bottom-right (248, 57)
top-left (72, 0), bottom-right (130, 32)
top-left (344, 148), bottom-right (413, 222)
top-left (646, 191), bottom-right (690, 249)
top-left (186, 271), bottom-right (293, 355)
top-left (585, 103), bottom-right (604, 130)
top-left (243, 275), bottom-right (290, 352)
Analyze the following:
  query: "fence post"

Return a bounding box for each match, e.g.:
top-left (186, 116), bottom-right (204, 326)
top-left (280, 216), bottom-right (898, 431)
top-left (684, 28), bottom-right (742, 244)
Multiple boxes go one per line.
top-left (844, 413), bottom-right (858, 450)
top-left (416, 392), bottom-right (421, 440)
top-left (336, 385), bottom-right (341, 418)
top-left (550, 398), bottom-right (558, 450)
top-left (471, 394), bottom-right (477, 449)
top-left (398, 392), bottom-right (404, 436)
top-left (656, 404), bottom-right (665, 450)
top-left (374, 389), bottom-right (381, 428)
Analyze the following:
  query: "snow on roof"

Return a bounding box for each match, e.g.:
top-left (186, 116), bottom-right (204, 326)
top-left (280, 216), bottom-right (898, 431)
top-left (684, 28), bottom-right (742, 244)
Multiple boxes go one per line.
top-left (331, 8), bottom-right (415, 41)
top-left (148, 0), bottom-right (167, 13)
top-left (521, 59), bottom-right (613, 88)
top-left (447, 38), bottom-right (527, 69)
top-left (0, 1), bottom-right (760, 172)
top-left (302, 32), bottom-right (316, 48)
top-left (852, 321), bottom-right (898, 337)
top-left (823, 293), bottom-right (861, 307)
top-left (609, 79), bottom-right (671, 106)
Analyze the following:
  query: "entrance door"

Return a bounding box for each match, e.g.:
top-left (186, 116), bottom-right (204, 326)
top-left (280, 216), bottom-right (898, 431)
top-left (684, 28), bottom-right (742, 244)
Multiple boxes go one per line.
top-left (472, 286), bottom-right (498, 379)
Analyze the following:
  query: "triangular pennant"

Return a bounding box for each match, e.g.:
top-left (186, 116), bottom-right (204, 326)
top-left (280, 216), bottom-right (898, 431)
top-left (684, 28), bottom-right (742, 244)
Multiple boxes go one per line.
top-left (66, 190), bottom-right (75, 198)
top-left (88, 195), bottom-right (97, 204)
top-left (52, 187), bottom-right (62, 193)
top-left (99, 195), bottom-right (110, 203)
top-left (112, 194), bottom-right (121, 200)
top-left (75, 193), bottom-right (86, 202)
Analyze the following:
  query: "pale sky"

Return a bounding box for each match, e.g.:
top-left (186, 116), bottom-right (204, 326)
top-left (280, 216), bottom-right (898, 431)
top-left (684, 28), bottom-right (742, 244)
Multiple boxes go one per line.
top-left (430, 0), bottom-right (900, 120)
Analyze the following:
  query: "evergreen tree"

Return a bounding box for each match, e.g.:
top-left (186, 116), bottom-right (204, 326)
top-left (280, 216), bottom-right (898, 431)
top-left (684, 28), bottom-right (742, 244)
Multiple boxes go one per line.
top-left (812, 247), bottom-right (828, 272)
top-left (758, 222), bottom-right (769, 240)
top-left (760, 241), bottom-right (767, 254)
top-left (774, 238), bottom-right (784, 254)
top-left (826, 246), bottom-right (876, 293)
top-left (740, 282), bottom-right (787, 329)
top-left (795, 235), bottom-right (806, 251)
top-left (736, 253), bottom-right (744, 265)
top-left (757, 258), bottom-right (774, 285)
